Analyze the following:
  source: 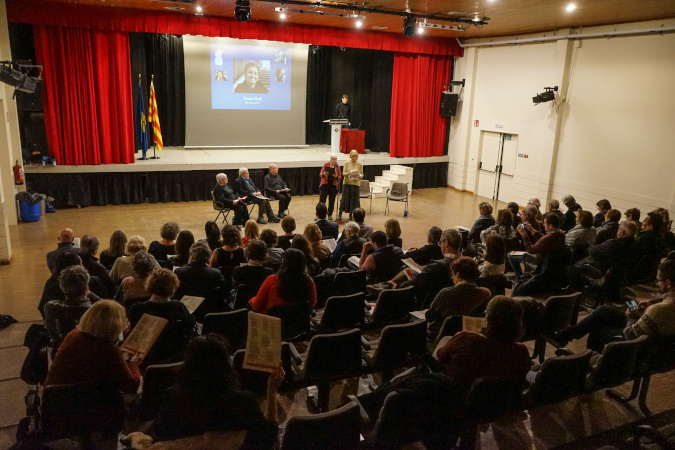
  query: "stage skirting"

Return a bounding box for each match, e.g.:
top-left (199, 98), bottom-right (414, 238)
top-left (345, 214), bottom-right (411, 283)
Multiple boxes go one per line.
top-left (26, 163), bottom-right (448, 208)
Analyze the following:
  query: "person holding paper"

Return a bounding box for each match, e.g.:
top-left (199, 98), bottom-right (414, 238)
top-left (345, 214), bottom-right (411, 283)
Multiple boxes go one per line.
top-left (233, 168), bottom-right (279, 225)
top-left (331, 221), bottom-right (366, 266)
top-left (213, 173), bottom-right (250, 227)
top-left (264, 164), bottom-right (291, 218)
top-left (341, 150), bottom-right (363, 218)
top-left (153, 334), bottom-right (283, 446)
top-left (318, 156), bottom-right (342, 221)
top-left (45, 300), bottom-right (142, 394)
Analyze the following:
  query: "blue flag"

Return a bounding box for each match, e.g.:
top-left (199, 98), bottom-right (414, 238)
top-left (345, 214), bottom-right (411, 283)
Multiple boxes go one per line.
top-left (137, 79), bottom-right (149, 158)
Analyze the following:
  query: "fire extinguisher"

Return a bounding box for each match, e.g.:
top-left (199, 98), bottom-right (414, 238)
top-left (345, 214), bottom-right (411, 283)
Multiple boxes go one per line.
top-left (13, 160), bottom-right (24, 185)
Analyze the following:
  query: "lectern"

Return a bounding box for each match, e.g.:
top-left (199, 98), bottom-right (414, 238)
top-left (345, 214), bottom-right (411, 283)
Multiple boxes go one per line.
top-left (323, 119), bottom-right (349, 156)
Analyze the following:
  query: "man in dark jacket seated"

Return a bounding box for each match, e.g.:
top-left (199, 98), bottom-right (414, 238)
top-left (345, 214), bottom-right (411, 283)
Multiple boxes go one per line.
top-left (358, 231), bottom-right (404, 284)
top-left (315, 202), bottom-right (339, 239)
top-left (331, 221), bottom-right (365, 266)
top-left (213, 173), bottom-right (250, 227)
top-left (633, 212), bottom-right (667, 281)
top-left (595, 209), bottom-right (621, 245)
top-left (407, 226), bottom-right (444, 266)
top-left (44, 265), bottom-right (93, 348)
top-left (561, 194), bottom-right (582, 232)
top-left (175, 241), bottom-right (227, 297)
top-left (263, 164), bottom-right (291, 218)
top-left (232, 168), bottom-right (279, 225)
top-left (46, 228), bottom-right (79, 274)
top-left (79, 234), bottom-right (113, 296)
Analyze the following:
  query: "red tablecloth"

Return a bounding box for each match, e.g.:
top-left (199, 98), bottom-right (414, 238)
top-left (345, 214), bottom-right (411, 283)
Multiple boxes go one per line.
top-left (340, 129), bottom-right (366, 154)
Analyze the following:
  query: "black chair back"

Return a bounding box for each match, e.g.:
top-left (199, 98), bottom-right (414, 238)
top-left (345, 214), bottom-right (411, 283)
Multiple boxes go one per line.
top-left (233, 284), bottom-right (260, 310)
top-left (371, 286), bottom-right (416, 325)
top-left (541, 292), bottom-right (583, 331)
top-left (526, 350), bottom-right (592, 408)
top-left (281, 401), bottom-right (361, 450)
top-left (269, 302), bottom-right (312, 341)
top-left (476, 274), bottom-right (507, 297)
top-left (369, 320), bottom-right (427, 370)
top-left (303, 328), bottom-right (363, 382)
top-left (463, 376), bottom-right (523, 424)
top-left (178, 287), bottom-right (228, 321)
top-left (435, 315), bottom-right (464, 344)
top-left (202, 309), bottom-right (249, 351)
top-left (586, 335), bottom-right (648, 389)
top-left (319, 293), bottom-right (366, 332)
top-left (338, 253), bottom-right (360, 268)
top-left (334, 270), bottom-right (367, 296)
top-left (233, 342), bottom-right (294, 396)
top-left (143, 320), bottom-right (190, 366)
top-left (138, 361), bottom-right (184, 421)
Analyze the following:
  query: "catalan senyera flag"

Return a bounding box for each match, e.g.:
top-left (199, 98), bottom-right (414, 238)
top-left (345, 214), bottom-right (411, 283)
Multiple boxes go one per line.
top-left (148, 79), bottom-right (163, 151)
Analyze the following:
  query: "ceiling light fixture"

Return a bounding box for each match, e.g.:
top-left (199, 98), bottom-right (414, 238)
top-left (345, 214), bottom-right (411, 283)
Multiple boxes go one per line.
top-left (235, 0), bottom-right (251, 23)
top-left (566, 3), bottom-right (576, 12)
top-left (473, 15), bottom-right (480, 22)
top-left (274, 6), bottom-right (365, 19)
top-left (196, 5), bottom-right (202, 12)
top-left (420, 22), bottom-right (465, 31)
top-left (355, 20), bottom-right (362, 28)
top-left (403, 14), bottom-right (417, 37)
top-left (280, 12), bottom-right (286, 19)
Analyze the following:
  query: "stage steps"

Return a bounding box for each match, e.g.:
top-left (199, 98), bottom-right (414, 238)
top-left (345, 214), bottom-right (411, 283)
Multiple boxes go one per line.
top-left (370, 164), bottom-right (413, 198)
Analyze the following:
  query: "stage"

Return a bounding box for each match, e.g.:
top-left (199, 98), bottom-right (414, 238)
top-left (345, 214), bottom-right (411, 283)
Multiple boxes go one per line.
top-left (24, 146), bottom-right (450, 208)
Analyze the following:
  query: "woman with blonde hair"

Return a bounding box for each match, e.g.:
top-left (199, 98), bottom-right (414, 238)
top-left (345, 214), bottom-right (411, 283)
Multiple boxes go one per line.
top-left (384, 218), bottom-right (402, 248)
top-left (341, 149), bottom-right (363, 219)
top-left (303, 223), bottom-right (331, 260)
top-left (99, 230), bottom-right (128, 270)
top-left (242, 219), bottom-right (260, 248)
top-left (109, 235), bottom-right (160, 284)
top-left (45, 300), bottom-right (142, 394)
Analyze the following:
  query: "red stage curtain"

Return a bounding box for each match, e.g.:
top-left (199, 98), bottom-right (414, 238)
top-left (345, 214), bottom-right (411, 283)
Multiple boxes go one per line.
top-left (9, 0), bottom-right (462, 57)
top-left (389, 53), bottom-right (452, 158)
top-left (33, 26), bottom-right (135, 165)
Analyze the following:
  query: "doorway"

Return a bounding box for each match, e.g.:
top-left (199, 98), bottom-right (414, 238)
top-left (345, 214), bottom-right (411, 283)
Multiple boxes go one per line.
top-left (476, 131), bottom-right (518, 202)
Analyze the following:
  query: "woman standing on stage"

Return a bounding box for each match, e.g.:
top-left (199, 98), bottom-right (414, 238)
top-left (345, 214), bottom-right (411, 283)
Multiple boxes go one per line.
top-left (341, 150), bottom-right (363, 219)
top-left (319, 155), bottom-right (342, 221)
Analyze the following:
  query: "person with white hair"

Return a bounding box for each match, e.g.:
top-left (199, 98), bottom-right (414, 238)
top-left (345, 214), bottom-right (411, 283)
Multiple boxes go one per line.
top-left (213, 173), bottom-right (250, 227)
top-left (561, 194), bottom-right (582, 232)
top-left (319, 155), bottom-right (342, 221)
top-left (263, 163), bottom-right (291, 218)
top-left (331, 221), bottom-right (366, 265)
top-left (527, 198), bottom-right (542, 212)
top-left (233, 168), bottom-right (279, 225)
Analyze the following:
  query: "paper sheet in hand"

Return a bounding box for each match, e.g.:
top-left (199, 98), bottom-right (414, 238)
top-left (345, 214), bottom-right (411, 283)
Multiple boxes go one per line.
top-left (323, 238), bottom-right (337, 252)
top-left (509, 251), bottom-right (527, 256)
top-left (120, 314), bottom-right (168, 356)
top-left (181, 295), bottom-right (205, 315)
top-left (456, 226), bottom-right (470, 232)
top-left (410, 309), bottom-right (428, 321)
top-left (462, 316), bottom-right (486, 333)
top-left (349, 169), bottom-right (361, 179)
top-left (243, 312), bottom-right (282, 373)
top-left (401, 258), bottom-right (423, 274)
top-left (348, 255), bottom-right (360, 267)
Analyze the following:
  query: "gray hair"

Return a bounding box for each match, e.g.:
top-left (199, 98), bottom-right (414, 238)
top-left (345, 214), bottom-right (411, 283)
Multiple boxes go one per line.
top-left (189, 241), bottom-right (212, 265)
top-left (79, 234), bottom-right (99, 256)
top-left (269, 163), bottom-right (277, 170)
top-left (562, 194), bottom-right (576, 206)
top-left (441, 229), bottom-right (462, 251)
top-left (238, 167), bottom-right (248, 176)
top-left (523, 205), bottom-right (539, 220)
top-left (620, 221), bottom-right (639, 238)
top-left (549, 199), bottom-right (560, 210)
top-left (59, 265), bottom-right (90, 298)
top-left (345, 222), bottom-right (360, 235)
top-left (216, 173), bottom-right (227, 183)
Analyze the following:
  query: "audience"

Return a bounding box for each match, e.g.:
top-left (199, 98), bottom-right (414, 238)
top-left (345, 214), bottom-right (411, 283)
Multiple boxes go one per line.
top-left (314, 202), bottom-right (339, 240)
top-left (594, 199), bottom-right (612, 228)
top-left (509, 210), bottom-right (563, 278)
top-left (109, 235), bottom-right (160, 284)
top-left (547, 200), bottom-right (567, 231)
top-left (242, 220), bottom-right (260, 248)
top-left (44, 265), bottom-right (93, 347)
top-left (561, 195), bottom-right (582, 232)
top-left (46, 228), bottom-right (79, 274)
top-left (514, 205), bottom-right (541, 250)
top-left (78, 234), bottom-right (113, 294)
top-left (249, 248), bottom-right (317, 314)
top-left (624, 208), bottom-right (642, 231)
top-left (407, 226), bottom-right (443, 266)
top-left (479, 234), bottom-right (506, 276)
top-left (565, 210), bottom-right (597, 260)
top-left (175, 241), bottom-right (227, 294)
top-left (595, 209), bottom-right (621, 245)
top-left (331, 221), bottom-right (366, 265)
top-left (349, 207), bottom-right (373, 240)
top-left (507, 202), bottom-right (522, 228)
top-left (359, 231), bottom-right (404, 284)
top-left (468, 202), bottom-right (496, 244)
top-left (148, 222), bottom-right (180, 265)
top-left (527, 198), bottom-right (542, 213)
top-left (168, 230), bottom-right (195, 269)
top-left (277, 215), bottom-right (296, 250)
top-left (304, 223), bottom-right (331, 260)
top-left (384, 218), bottom-right (403, 248)
top-left (480, 209), bottom-right (516, 244)
top-left (99, 230), bottom-right (128, 270)
top-left (116, 251), bottom-right (157, 307)
top-left (634, 211), bottom-right (667, 280)
top-left (232, 240), bottom-right (274, 290)
top-left (204, 220), bottom-right (222, 252)
top-left (290, 235), bottom-right (322, 276)
top-left (260, 228), bottom-right (284, 265)
top-left (210, 225), bottom-right (246, 277)
top-left (653, 208), bottom-right (675, 252)
top-left (38, 253), bottom-right (102, 317)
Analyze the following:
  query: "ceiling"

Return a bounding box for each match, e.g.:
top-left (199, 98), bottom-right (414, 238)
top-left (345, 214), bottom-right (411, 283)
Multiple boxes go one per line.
top-left (31, 0), bottom-right (675, 39)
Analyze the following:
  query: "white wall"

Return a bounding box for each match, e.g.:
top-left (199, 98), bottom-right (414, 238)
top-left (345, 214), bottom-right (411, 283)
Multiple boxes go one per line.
top-left (448, 19), bottom-right (675, 218)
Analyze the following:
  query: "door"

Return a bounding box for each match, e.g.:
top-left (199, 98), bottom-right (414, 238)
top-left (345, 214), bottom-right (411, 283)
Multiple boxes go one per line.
top-left (476, 131), bottom-right (500, 199)
top-left (495, 134), bottom-right (518, 203)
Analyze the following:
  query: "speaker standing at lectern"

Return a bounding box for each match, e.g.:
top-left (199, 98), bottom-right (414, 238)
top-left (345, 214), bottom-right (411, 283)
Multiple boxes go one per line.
top-left (336, 94), bottom-right (351, 128)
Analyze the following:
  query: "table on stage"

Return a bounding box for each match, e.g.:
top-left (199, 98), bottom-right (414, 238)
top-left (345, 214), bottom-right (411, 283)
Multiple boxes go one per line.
top-left (340, 129), bottom-right (366, 154)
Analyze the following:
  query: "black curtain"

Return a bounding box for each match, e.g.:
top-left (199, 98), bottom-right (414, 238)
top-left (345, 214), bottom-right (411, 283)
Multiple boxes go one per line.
top-left (306, 46), bottom-right (393, 152)
top-left (130, 33), bottom-right (186, 150)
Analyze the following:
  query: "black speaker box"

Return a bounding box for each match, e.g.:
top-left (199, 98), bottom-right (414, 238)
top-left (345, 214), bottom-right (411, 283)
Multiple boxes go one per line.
top-left (440, 91), bottom-right (459, 117)
top-left (16, 81), bottom-right (42, 112)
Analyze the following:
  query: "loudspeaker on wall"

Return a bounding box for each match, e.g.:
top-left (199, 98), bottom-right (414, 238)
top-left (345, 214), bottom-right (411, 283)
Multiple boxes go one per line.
top-left (440, 92), bottom-right (459, 117)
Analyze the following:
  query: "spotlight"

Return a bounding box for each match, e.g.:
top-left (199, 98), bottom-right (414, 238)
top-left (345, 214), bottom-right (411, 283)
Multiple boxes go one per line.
top-left (235, 0), bottom-right (251, 23)
top-left (355, 20), bottom-right (362, 28)
top-left (0, 61), bottom-right (41, 95)
top-left (402, 14), bottom-right (416, 37)
top-left (196, 5), bottom-right (202, 12)
top-left (532, 86), bottom-right (558, 104)
top-left (279, 12), bottom-right (286, 19)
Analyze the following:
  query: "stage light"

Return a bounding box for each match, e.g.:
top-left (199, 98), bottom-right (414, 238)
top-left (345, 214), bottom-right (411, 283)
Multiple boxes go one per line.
top-left (0, 64), bottom-right (23, 88)
top-left (566, 3), bottom-right (576, 12)
top-left (417, 24), bottom-right (424, 34)
top-left (235, 0), bottom-right (251, 23)
top-left (196, 5), bottom-right (202, 12)
top-left (279, 12), bottom-right (286, 19)
top-left (355, 20), bottom-right (362, 28)
top-left (532, 86), bottom-right (558, 104)
top-left (402, 14), bottom-right (416, 37)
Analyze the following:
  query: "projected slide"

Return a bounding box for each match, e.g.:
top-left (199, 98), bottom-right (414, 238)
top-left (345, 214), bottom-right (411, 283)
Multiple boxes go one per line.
top-left (211, 44), bottom-right (291, 110)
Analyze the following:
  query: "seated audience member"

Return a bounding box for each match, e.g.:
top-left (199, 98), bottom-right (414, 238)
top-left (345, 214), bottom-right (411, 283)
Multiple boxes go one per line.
top-left (213, 172), bottom-right (250, 227)
top-left (384, 218), bottom-right (403, 248)
top-left (175, 241), bottom-right (227, 294)
top-left (561, 195), bottom-right (583, 232)
top-left (331, 221), bottom-right (366, 265)
top-left (507, 202), bottom-right (522, 228)
top-left (44, 265), bottom-right (93, 347)
top-left (260, 229), bottom-right (284, 265)
top-left (528, 197), bottom-right (542, 212)
top-left (291, 235), bottom-right (322, 276)
top-left (356, 296), bottom-right (531, 448)
top-left (263, 163), bottom-right (292, 218)
top-left (99, 230), bottom-right (128, 270)
top-left (277, 215), bottom-right (296, 250)
top-left (314, 202), bottom-right (339, 240)
top-left (152, 334), bottom-right (282, 446)
top-left (346, 207), bottom-right (373, 240)
top-left (79, 234), bottom-right (113, 294)
top-left (116, 251), bottom-right (157, 307)
top-left (511, 212), bottom-right (568, 296)
top-left (45, 300), bottom-right (142, 394)
top-left (624, 208), bottom-right (642, 231)
top-left (233, 167), bottom-right (280, 225)
top-left (547, 199), bottom-right (567, 231)
top-left (304, 223), bottom-right (331, 260)
top-left (508, 207), bottom-right (550, 277)
top-left (407, 226), bottom-right (443, 266)
top-left (110, 235), bottom-right (160, 284)
top-left (148, 222), bottom-right (180, 265)
top-left (480, 209), bottom-right (517, 244)
top-left (425, 257), bottom-right (491, 335)
top-left (249, 249), bottom-right (317, 314)
top-left (210, 225), bottom-right (246, 278)
top-left (514, 205), bottom-right (542, 249)
top-left (39, 253), bottom-right (102, 318)
top-left (233, 240), bottom-right (274, 290)
top-left (128, 269), bottom-right (197, 340)
top-left (633, 212), bottom-right (667, 279)
top-left (565, 210), bottom-right (597, 260)
top-left (653, 208), bottom-right (675, 253)
top-left (479, 234), bottom-right (506, 276)
top-left (468, 202), bottom-right (496, 244)
top-left (359, 231), bottom-right (405, 283)
top-left (595, 209), bottom-right (621, 245)
top-left (47, 228), bottom-right (79, 273)
top-left (594, 199), bottom-right (612, 228)
top-left (204, 221), bottom-right (222, 252)
top-left (242, 219), bottom-right (260, 248)
top-left (552, 260), bottom-right (675, 352)
top-left (168, 230), bottom-right (195, 269)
